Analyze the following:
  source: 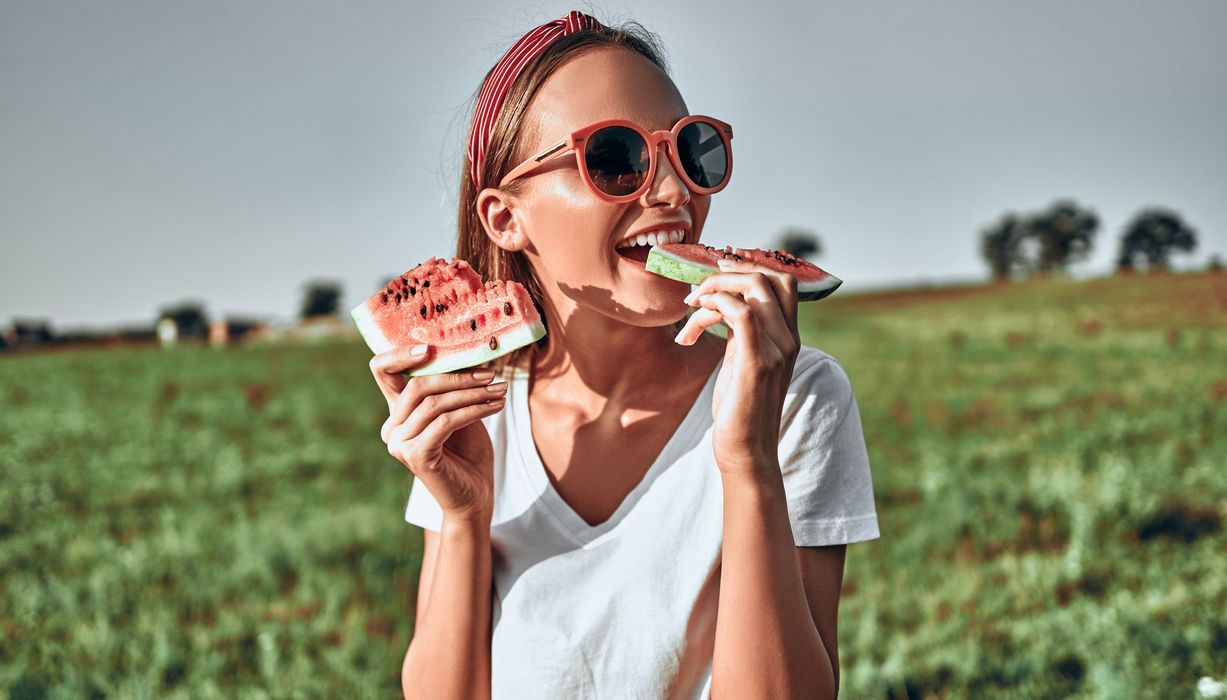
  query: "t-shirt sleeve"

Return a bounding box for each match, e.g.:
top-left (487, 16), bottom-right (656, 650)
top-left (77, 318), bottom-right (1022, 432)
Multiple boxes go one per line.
top-left (404, 477), bottom-right (444, 532)
top-left (777, 350), bottom-right (880, 547)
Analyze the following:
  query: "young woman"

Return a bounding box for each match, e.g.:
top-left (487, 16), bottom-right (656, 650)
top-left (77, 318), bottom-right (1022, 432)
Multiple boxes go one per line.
top-left (368, 11), bottom-right (879, 699)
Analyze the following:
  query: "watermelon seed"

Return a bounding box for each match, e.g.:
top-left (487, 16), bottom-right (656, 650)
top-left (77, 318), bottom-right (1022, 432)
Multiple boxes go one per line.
top-left (420, 305), bottom-right (427, 319)
top-left (423, 280), bottom-right (430, 288)
top-left (470, 319), bottom-right (477, 331)
top-left (381, 293), bottom-right (388, 304)
top-left (503, 301), bottom-right (513, 315)
top-left (409, 286), bottom-right (416, 296)
top-left (489, 336), bottom-right (498, 350)
top-left (395, 292), bottom-right (401, 303)
top-left (434, 303), bottom-right (446, 313)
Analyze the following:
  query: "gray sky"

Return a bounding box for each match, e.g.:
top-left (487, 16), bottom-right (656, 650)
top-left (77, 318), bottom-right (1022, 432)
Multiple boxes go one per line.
top-left (2, 0), bottom-right (1225, 328)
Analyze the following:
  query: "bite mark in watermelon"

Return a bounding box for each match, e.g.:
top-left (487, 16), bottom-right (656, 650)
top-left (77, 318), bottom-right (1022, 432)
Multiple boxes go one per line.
top-left (350, 257), bottom-right (546, 375)
top-left (645, 243), bottom-right (842, 301)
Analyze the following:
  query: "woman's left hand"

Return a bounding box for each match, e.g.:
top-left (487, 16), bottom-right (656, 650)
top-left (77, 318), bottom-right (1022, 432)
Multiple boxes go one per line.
top-left (674, 256), bottom-right (801, 477)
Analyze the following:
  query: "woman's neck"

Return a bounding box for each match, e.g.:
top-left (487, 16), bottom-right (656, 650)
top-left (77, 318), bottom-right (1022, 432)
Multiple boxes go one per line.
top-left (529, 292), bottom-right (723, 412)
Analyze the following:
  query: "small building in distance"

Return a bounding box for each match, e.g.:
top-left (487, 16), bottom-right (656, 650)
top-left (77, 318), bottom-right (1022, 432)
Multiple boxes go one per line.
top-left (156, 303), bottom-right (209, 347)
top-left (209, 317), bottom-right (268, 347)
top-left (2, 319), bottom-right (54, 350)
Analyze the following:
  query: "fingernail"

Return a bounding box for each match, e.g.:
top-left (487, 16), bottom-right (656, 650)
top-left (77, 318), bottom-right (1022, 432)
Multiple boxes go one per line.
top-left (411, 344), bottom-right (428, 356)
top-left (486, 381), bottom-right (507, 392)
top-left (716, 258), bottom-right (734, 268)
top-left (674, 329), bottom-right (686, 344)
top-left (471, 368), bottom-right (495, 381)
top-left (683, 290), bottom-right (696, 304)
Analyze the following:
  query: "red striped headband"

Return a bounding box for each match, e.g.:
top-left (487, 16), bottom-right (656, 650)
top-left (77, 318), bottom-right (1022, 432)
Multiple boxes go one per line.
top-left (467, 10), bottom-right (609, 190)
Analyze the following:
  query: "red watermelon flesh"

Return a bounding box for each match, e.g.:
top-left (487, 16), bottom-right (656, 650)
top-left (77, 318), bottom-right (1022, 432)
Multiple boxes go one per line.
top-left (645, 243), bottom-right (842, 301)
top-left (350, 257), bottom-right (546, 375)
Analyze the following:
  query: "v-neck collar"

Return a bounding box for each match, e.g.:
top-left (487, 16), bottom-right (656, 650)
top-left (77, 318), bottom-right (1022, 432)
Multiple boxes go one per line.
top-left (509, 358), bottom-right (723, 548)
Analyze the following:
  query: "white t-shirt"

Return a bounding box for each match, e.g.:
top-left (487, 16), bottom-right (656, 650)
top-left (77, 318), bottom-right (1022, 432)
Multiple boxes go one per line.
top-left (404, 344), bottom-right (880, 699)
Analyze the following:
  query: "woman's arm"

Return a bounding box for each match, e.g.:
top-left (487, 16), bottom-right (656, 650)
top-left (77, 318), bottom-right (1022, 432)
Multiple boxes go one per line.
top-left (712, 468), bottom-right (837, 699)
top-left (797, 544), bottom-right (847, 693)
top-left (674, 259), bottom-right (846, 697)
top-left (402, 518), bottom-right (493, 700)
top-left (367, 347), bottom-right (502, 700)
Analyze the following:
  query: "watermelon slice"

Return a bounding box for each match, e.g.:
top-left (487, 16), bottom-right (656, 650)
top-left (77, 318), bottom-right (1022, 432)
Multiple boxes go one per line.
top-left (646, 243), bottom-right (842, 301)
top-left (350, 257), bottom-right (546, 375)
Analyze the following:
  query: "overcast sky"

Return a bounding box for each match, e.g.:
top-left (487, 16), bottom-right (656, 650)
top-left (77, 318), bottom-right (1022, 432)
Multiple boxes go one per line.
top-left (2, 0), bottom-right (1225, 328)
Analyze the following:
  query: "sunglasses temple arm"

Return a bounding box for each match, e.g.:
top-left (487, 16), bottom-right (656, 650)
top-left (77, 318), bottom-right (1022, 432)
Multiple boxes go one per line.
top-left (500, 141), bottom-right (573, 186)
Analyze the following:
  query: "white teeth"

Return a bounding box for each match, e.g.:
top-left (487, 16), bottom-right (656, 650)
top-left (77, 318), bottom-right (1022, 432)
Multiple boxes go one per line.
top-left (615, 229), bottom-right (686, 249)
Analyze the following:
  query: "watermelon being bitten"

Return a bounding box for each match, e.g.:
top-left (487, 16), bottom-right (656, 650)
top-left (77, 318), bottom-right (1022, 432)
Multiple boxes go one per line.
top-left (350, 257), bottom-right (546, 375)
top-left (646, 243), bottom-right (842, 301)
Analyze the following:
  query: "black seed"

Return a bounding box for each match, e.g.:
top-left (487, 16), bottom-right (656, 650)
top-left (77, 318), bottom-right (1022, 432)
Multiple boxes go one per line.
top-left (408, 286), bottom-right (416, 296)
top-left (381, 293), bottom-right (388, 304)
top-left (503, 301), bottom-right (513, 315)
top-left (470, 319), bottom-right (477, 331)
top-left (434, 303), bottom-right (445, 313)
top-left (489, 336), bottom-right (498, 350)
top-left (423, 280), bottom-right (430, 288)
top-left (420, 305), bottom-right (427, 319)
top-left (394, 292), bottom-right (401, 303)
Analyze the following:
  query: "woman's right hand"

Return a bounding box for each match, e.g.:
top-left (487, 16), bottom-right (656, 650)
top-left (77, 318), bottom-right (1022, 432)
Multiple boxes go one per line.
top-left (369, 344), bottom-right (507, 523)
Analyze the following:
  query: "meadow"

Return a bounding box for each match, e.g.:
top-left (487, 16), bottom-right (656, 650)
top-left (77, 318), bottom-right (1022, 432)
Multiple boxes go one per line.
top-left (2, 271), bottom-right (1224, 698)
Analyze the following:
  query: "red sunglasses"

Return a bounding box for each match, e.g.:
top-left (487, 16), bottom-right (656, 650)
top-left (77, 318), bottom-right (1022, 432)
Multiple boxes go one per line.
top-left (498, 115), bottom-right (734, 203)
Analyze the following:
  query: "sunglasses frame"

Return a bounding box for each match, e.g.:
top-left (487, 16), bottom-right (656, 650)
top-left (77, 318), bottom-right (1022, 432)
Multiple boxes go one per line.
top-left (497, 114), bottom-right (734, 203)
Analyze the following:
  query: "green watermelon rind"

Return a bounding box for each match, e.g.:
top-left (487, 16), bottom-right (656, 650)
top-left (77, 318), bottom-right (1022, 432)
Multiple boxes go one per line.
top-left (643, 247), bottom-right (714, 286)
top-left (350, 303), bottom-right (546, 376)
top-left (645, 245), bottom-right (843, 302)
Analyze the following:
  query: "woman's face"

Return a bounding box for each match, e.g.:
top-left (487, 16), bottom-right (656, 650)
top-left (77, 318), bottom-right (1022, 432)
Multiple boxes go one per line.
top-left (498, 46), bottom-right (712, 327)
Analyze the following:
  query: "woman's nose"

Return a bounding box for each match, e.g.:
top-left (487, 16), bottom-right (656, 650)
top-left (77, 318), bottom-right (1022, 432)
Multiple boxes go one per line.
top-left (640, 143), bottom-right (689, 208)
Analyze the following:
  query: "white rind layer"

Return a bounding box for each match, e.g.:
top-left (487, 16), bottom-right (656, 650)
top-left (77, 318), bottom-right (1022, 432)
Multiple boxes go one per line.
top-left (407, 319), bottom-right (546, 376)
top-left (350, 299), bottom-right (546, 375)
top-left (350, 303), bottom-right (394, 354)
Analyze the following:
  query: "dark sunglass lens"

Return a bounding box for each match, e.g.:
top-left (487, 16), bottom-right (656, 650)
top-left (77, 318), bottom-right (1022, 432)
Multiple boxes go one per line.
top-left (677, 121), bottom-right (728, 189)
top-left (584, 126), bottom-right (648, 196)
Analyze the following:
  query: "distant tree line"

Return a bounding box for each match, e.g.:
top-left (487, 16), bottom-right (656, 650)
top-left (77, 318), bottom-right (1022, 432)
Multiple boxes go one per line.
top-left (980, 201), bottom-right (1202, 280)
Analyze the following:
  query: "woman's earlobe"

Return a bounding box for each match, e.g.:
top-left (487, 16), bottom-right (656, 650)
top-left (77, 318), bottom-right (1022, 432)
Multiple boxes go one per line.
top-left (476, 187), bottom-right (529, 252)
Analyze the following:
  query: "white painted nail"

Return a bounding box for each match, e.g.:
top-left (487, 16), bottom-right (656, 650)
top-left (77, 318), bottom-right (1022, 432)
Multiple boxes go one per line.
top-left (411, 344), bottom-right (427, 356)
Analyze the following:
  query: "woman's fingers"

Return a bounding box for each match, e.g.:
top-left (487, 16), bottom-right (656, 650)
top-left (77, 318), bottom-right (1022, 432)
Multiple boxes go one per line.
top-left (692, 291), bottom-right (789, 374)
top-left (369, 344), bottom-right (432, 408)
top-left (387, 398), bottom-right (506, 472)
top-left (717, 257), bottom-right (799, 329)
top-left (689, 291), bottom-right (761, 349)
top-left (675, 307), bottom-right (724, 346)
top-left (381, 368), bottom-right (501, 442)
top-left (682, 271), bottom-right (797, 356)
top-left (384, 380), bottom-right (508, 444)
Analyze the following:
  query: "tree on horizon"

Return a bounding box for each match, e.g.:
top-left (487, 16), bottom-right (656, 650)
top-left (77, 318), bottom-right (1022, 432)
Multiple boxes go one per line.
top-left (1116, 207), bottom-right (1198, 272)
top-left (980, 200), bottom-right (1098, 279)
top-left (774, 227), bottom-right (823, 260)
top-left (1028, 199), bottom-right (1099, 275)
top-left (980, 213), bottom-right (1026, 281)
top-left (300, 280), bottom-right (343, 320)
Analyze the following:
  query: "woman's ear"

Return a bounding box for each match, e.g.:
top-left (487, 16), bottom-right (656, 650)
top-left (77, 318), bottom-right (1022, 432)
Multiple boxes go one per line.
top-left (476, 187), bottom-right (530, 253)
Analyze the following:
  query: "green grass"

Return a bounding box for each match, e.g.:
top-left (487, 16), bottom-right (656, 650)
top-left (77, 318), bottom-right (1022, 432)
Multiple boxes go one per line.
top-left (2, 271), bottom-right (1225, 697)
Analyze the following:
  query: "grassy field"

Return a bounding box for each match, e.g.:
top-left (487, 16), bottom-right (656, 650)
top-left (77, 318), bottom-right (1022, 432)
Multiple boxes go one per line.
top-left (2, 271), bottom-right (1225, 698)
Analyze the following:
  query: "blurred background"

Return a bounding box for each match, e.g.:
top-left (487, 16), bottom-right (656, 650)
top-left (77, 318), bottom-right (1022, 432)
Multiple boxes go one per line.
top-left (2, 1), bottom-right (1225, 697)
